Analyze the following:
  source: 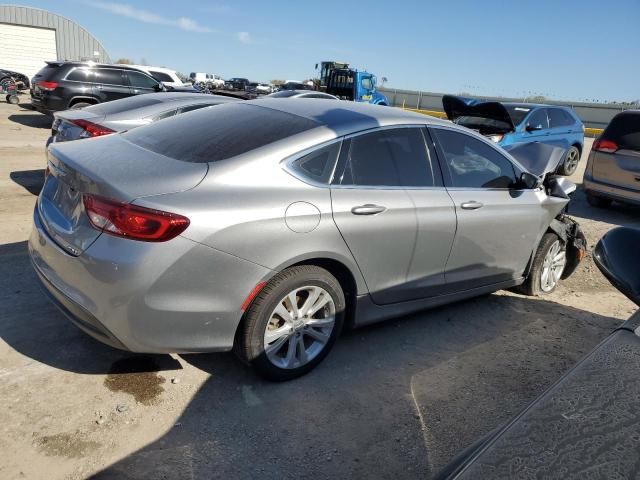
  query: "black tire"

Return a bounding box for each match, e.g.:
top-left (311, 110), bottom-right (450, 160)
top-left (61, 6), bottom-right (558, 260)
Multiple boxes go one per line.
top-left (559, 146), bottom-right (581, 176)
top-left (235, 265), bottom-right (345, 381)
top-left (516, 233), bottom-right (566, 296)
top-left (70, 102), bottom-right (92, 110)
top-left (7, 94), bottom-right (19, 105)
top-left (586, 192), bottom-right (612, 208)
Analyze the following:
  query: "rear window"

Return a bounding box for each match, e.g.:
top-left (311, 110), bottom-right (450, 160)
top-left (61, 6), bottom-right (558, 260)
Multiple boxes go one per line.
top-left (603, 112), bottom-right (640, 151)
top-left (33, 64), bottom-right (66, 80)
top-left (124, 103), bottom-right (320, 163)
top-left (90, 95), bottom-right (164, 115)
top-left (269, 91), bottom-right (298, 98)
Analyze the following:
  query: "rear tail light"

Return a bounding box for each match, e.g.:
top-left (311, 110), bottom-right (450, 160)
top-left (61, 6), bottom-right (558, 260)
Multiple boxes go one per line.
top-left (71, 119), bottom-right (115, 138)
top-left (592, 138), bottom-right (618, 153)
top-left (36, 80), bottom-right (58, 91)
top-left (83, 195), bottom-right (190, 242)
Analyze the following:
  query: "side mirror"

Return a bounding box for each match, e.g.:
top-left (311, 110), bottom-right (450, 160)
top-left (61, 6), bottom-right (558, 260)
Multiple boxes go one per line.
top-left (593, 227), bottom-right (640, 306)
top-left (153, 83), bottom-right (164, 92)
top-left (526, 124), bottom-right (543, 132)
top-left (519, 171), bottom-right (541, 189)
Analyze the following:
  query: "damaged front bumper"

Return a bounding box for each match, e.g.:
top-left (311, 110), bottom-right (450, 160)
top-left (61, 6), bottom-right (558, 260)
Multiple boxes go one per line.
top-left (549, 214), bottom-right (587, 279)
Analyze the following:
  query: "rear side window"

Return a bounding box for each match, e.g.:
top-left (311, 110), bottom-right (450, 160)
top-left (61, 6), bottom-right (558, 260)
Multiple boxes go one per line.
top-left (337, 128), bottom-right (434, 187)
top-left (149, 70), bottom-right (174, 83)
top-left (125, 103), bottom-right (319, 163)
top-left (603, 113), bottom-right (640, 151)
top-left (526, 109), bottom-right (549, 129)
top-left (290, 142), bottom-right (341, 184)
top-left (94, 68), bottom-right (126, 86)
top-left (432, 128), bottom-right (517, 189)
top-left (66, 68), bottom-right (95, 82)
top-left (548, 108), bottom-right (575, 127)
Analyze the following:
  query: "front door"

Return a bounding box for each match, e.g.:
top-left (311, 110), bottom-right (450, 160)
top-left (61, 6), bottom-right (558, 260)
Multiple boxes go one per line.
top-left (331, 127), bottom-right (454, 304)
top-left (430, 126), bottom-right (551, 291)
top-left (521, 108), bottom-right (550, 143)
top-left (92, 68), bottom-right (131, 102)
top-left (126, 70), bottom-right (161, 96)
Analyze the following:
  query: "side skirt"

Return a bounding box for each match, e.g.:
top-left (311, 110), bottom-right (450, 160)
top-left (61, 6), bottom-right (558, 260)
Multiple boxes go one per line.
top-left (352, 278), bottom-right (523, 328)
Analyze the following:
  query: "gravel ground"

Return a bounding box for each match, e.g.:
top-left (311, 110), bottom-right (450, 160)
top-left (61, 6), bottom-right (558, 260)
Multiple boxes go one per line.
top-left (0, 100), bottom-right (638, 479)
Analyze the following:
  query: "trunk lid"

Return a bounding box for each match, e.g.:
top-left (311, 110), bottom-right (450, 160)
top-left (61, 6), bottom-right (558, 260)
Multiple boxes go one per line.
top-left (52, 109), bottom-right (106, 142)
top-left (442, 95), bottom-right (515, 134)
top-left (39, 134), bottom-right (208, 255)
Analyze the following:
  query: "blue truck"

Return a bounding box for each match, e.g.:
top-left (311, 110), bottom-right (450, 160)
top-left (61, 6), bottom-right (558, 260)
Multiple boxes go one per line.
top-left (316, 61), bottom-right (388, 105)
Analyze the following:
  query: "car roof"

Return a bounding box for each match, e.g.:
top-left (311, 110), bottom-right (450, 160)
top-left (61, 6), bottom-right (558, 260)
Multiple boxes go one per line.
top-left (503, 102), bottom-right (560, 109)
top-left (244, 98), bottom-right (449, 136)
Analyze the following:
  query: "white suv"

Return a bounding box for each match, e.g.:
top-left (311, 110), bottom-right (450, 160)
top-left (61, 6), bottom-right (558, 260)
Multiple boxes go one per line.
top-left (189, 72), bottom-right (225, 89)
top-left (123, 65), bottom-right (187, 89)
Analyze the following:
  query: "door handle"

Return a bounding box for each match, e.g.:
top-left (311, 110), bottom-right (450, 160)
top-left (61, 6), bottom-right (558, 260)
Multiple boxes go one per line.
top-left (351, 204), bottom-right (386, 215)
top-left (461, 201), bottom-right (484, 210)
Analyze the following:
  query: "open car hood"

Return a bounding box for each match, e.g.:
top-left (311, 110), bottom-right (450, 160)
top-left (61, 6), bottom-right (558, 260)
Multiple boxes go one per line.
top-left (442, 95), bottom-right (515, 131)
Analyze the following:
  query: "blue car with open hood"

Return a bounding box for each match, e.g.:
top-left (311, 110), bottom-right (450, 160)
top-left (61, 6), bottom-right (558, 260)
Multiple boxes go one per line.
top-left (443, 95), bottom-right (585, 175)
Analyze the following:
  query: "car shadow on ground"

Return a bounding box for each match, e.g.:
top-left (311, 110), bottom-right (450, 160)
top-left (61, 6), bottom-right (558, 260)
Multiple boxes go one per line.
top-left (8, 112), bottom-right (51, 129)
top-left (2, 236), bottom-right (620, 479)
top-left (569, 187), bottom-right (640, 227)
top-left (10, 169), bottom-right (45, 195)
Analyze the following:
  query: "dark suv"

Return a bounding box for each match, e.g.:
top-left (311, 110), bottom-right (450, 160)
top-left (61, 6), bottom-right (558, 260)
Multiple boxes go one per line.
top-left (31, 61), bottom-right (164, 115)
top-left (224, 77), bottom-right (250, 91)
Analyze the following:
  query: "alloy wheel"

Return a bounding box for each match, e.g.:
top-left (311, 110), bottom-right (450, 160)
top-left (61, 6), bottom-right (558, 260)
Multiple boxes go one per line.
top-left (540, 240), bottom-right (566, 292)
top-left (564, 148), bottom-right (580, 175)
top-left (264, 286), bottom-right (336, 369)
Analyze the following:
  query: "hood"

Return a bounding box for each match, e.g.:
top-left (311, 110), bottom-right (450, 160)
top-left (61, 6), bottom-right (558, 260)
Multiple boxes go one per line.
top-left (503, 140), bottom-right (570, 177)
top-left (442, 95), bottom-right (515, 131)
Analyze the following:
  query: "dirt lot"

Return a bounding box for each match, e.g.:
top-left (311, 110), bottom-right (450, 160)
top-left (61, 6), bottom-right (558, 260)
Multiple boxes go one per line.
top-left (0, 99), bottom-right (638, 480)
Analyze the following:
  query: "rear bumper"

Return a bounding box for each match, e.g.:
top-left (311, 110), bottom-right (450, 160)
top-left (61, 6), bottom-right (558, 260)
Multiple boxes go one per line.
top-left (29, 207), bottom-right (274, 353)
top-left (30, 93), bottom-right (66, 114)
top-left (584, 175), bottom-right (640, 206)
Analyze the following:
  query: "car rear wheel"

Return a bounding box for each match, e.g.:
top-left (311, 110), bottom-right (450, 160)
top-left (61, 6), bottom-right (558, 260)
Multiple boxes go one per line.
top-left (235, 265), bottom-right (345, 381)
top-left (559, 146), bottom-right (581, 176)
top-left (516, 233), bottom-right (567, 296)
top-left (586, 192), bottom-right (613, 208)
top-left (70, 102), bottom-right (92, 109)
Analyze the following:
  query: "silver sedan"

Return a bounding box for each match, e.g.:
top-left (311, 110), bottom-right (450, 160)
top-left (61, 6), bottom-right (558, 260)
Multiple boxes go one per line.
top-left (30, 99), bottom-right (584, 380)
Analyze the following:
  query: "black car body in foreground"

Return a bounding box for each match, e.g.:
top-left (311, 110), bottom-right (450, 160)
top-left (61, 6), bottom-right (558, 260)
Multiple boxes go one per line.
top-left (438, 226), bottom-right (640, 480)
top-left (30, 61), bottom-right (164, 114)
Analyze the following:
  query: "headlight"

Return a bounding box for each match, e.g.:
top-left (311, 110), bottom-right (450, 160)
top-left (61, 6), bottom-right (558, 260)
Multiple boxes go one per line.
top-left (488, 134), bottom-right (504, 143)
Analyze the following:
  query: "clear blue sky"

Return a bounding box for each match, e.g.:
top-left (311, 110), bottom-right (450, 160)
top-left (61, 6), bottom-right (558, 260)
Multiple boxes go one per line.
top-left (19, 0), bottom-right (640, 101)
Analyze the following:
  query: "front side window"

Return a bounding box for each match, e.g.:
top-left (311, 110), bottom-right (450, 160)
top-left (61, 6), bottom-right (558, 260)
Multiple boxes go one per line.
top-left (127, 71), bottom-right (159, 89)
top-left (94, 68), bottom-right (126, 86)
top-left (526, 109), bottom-right (549, 130)
top-left (337, 128), bottom-right (434, 187)
top-left (361, 77), bottom-right (373, 90)
top-left (290, 142), bottom-right (341, 184)
top-left (432, 128), bottom-right (517, 189)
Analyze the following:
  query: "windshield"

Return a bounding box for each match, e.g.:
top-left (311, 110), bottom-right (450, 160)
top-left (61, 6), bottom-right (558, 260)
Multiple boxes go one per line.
top-left (268, 90), bottom-right (298, 98)
top-left (504, 105), bottom-right (532, 126)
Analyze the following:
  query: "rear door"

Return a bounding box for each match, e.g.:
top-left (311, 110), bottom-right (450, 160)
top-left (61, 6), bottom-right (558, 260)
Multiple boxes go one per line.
top-left (430, 126), bottom-right (551, 291)
top-left (331, 127), bottom-right (454, 304)
top-left (548, 107), bottom-right (580, 143)
top-left (593, 112), bottom-right (640, 192)
top-left (126, 70), bottom-right (161, 96)
top-left (92, 68), bottom-right (131, 102)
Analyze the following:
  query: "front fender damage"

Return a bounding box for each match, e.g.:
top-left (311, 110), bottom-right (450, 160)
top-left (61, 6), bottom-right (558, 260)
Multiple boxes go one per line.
top-left (549, 215), bottom-right (587, 279)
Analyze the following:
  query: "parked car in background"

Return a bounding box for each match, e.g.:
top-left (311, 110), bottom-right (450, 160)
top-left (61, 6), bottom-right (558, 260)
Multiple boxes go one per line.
top-left (256, 83), bottom-right (273, 94)
top-left (583, 110), bottom-right (640, 207)
top-left (279, 81), bottom-right (314, 91)
top-left (225, 77), bottom-right (250, 91)
top-left (1, 67), bottom-right (30, 90)
top-left (437, 226), bottom-right (640, 480)
top-left (47, 93), bottom-right (239, 145)
top-left (30, 61), bottom-right (164, 115)
top-left (122, 64), bottom-right (187, 89)
top-left (267, 90), bottom-right (338, 100)
top-left (443, 96), bottom-right (585, 175)
top-left (31, 99), bottom-right (585, 381)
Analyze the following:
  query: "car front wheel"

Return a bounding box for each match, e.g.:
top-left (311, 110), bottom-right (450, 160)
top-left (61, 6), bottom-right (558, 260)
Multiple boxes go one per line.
top-left (517, 233), bottom-right (567, 296)
top-left (235, 265), bottom-right (345, 381)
